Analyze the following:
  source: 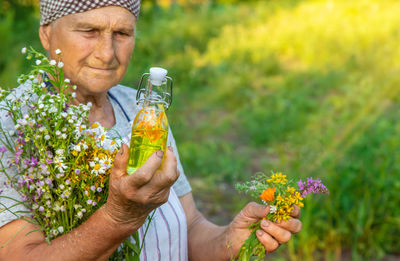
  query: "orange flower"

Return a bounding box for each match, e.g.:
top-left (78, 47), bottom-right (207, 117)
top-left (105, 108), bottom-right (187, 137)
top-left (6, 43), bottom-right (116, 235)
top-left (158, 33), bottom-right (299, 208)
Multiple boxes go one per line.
top-left (260, 187), bottom-right (276, 202)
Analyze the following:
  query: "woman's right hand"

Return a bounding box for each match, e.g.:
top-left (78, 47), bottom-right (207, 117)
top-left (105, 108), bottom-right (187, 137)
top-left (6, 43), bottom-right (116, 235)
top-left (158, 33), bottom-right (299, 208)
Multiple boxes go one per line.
top-left (103, 144), bottom-right (179, 232)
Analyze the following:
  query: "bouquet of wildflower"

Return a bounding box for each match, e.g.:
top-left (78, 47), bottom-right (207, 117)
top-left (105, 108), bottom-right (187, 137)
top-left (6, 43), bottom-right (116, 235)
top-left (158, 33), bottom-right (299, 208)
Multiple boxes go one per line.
top-left (0, 47), bottom-right (147, 260)
top-left (234, 172), bottom-right (328, 261)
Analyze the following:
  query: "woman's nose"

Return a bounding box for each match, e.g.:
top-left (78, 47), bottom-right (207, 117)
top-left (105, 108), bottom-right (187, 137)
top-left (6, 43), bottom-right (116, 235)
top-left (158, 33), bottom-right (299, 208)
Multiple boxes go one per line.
top-left (94, 33), bottom-right (115, 65)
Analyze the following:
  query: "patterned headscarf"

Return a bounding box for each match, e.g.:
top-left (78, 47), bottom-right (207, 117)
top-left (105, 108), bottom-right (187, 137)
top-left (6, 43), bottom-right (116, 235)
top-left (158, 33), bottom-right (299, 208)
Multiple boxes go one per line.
top-left (40, 0), bottom-right (141, 25)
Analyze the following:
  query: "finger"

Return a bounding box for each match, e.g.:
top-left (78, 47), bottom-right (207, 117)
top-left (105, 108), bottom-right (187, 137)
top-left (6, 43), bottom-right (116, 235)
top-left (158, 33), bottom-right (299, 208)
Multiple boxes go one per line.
top-left (158, 147), bottom-right (179, 186)
top-left (256, 229), bottom-right (279, 253)
top-left (290, 205), bottom-right (301, 218)
top-left (241, 202), bottom-right (270, 221)
top-left (130, 150), bottom-right (164, 187)
top-left (112, 144), bottom-right (129, 178)
top-left (260, 219), bottom-right (292, 244)
top-left (275, 218), bottom-right (302, 234)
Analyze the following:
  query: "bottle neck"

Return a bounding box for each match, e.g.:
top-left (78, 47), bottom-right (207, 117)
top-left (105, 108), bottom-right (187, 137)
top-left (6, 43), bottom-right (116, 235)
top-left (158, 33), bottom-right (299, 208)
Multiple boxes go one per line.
top-left (141, 80), bottom-right (169, 109)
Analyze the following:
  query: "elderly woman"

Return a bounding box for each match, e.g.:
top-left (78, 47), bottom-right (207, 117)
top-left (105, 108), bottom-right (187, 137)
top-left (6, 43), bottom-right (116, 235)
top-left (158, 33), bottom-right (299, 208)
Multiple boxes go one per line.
top-left (0, 1), bottom-right (301, 260)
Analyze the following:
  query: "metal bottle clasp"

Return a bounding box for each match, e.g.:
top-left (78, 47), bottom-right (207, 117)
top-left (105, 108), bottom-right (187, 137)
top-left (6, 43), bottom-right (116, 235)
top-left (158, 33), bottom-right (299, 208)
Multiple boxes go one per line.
top-left (136, 73), bottom-right (173, 110)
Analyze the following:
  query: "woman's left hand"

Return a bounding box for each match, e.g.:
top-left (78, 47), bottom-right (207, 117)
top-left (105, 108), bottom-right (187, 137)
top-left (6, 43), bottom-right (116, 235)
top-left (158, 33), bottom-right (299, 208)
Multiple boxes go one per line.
top-left (225, 202), bottom-right (302, 257)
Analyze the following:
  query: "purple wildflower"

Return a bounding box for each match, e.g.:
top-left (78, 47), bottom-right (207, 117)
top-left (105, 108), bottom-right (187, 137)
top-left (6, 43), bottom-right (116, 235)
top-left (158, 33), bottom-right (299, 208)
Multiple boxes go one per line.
top-left (14, 148), bottom-right (23, 164)
top-left (15, 148), bottom-right (24, 159)
top-left (45, 178), bottom-right (52, 186)
top-left (0, 146), bottom-right (7, 153)
top-left (90, 186), bottom-right (96, 192)
top-left (75, 169), bottom-right (81, 175)
top-left (297, 180), bottom-right (305, 191)
top-left (29, 157), bottom-right (39, 167)
top-left (37, 189), bottom-right (43, 198)
top-left (17, 137), bottom-right (26, 145)
top-left (46, 158), bottom-right (53, 164)
top-left (298, 177), bottom-right (329, 198)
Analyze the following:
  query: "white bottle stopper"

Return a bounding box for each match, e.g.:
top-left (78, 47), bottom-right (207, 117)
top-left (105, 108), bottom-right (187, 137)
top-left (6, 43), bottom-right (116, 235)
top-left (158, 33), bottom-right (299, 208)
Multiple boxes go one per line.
top-left (149, 67), bottom-right (168, 86)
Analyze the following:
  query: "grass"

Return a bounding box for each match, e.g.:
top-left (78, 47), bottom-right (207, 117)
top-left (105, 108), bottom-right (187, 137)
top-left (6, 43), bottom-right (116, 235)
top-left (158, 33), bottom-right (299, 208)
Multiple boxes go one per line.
top-left (1, 0), bottom-right (400, 259)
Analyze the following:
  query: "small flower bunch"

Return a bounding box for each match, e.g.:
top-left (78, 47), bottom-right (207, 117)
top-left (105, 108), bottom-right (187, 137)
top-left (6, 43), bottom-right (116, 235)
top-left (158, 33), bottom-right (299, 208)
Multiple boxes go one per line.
top-left (0, 47), bottom-right (120, 241)
top-left (234, 172), bottom-right (328, 261)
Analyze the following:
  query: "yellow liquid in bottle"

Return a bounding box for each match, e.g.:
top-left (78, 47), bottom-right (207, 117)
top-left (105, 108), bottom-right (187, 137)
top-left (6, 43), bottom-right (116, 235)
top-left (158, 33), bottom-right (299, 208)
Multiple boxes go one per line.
top-left (127, 108), bottom-right (169, 174)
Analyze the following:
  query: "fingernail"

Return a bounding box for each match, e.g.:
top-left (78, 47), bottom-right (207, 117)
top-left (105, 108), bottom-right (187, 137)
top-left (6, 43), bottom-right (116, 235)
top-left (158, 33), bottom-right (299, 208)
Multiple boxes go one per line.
top-left (168, 146), bottom-right (173, 152)
top-left (256, 230), bottom-right (263, 236)
top-left (261, 220), bottom-right (270, 227)
top-left (156, 150), bottom-right (164, 158)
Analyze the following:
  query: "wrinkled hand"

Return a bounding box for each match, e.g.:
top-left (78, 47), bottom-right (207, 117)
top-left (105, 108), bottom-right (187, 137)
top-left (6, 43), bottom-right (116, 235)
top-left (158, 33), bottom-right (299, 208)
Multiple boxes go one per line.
top-left (226, 202), bottom-right (302, 256)
top-left (104, 144), bottom-right (179, 230)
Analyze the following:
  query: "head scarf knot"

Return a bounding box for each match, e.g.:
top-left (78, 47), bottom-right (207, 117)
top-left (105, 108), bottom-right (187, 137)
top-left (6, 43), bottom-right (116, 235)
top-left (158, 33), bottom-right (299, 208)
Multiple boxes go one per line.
top-left (40, 0), bottom-right (141, 25)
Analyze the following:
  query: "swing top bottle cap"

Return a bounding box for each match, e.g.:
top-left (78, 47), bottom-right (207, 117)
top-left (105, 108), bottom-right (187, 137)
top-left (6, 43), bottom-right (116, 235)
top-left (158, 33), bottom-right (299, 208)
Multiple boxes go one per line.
top-left (149, 67), bottom-right (168, 86)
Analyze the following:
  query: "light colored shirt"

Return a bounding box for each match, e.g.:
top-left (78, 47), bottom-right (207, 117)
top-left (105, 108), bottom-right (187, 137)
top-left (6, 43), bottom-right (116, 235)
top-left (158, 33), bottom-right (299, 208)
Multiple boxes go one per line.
top-left (0, 82), bottom-right (191, 260)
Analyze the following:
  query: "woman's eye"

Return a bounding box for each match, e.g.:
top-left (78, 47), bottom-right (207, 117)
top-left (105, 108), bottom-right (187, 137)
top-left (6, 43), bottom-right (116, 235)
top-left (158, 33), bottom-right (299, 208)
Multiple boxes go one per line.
top-left (80, 29), bottom-right (95, 33)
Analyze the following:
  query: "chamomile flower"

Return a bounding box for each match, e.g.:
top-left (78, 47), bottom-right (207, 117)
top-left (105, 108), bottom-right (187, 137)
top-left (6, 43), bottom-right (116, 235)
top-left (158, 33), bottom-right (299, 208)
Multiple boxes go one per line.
top-left (63, 190), bottom-right (71, 198)
top-left (91, 162), bottom-right (106, 175)
top-left (100, 155), bottom-right (112, 168)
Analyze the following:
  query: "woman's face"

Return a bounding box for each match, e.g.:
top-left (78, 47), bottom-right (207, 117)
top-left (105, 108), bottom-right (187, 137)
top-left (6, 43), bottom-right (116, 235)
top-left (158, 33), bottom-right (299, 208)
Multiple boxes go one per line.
top-left (39, 6), bottom-right (136, 96)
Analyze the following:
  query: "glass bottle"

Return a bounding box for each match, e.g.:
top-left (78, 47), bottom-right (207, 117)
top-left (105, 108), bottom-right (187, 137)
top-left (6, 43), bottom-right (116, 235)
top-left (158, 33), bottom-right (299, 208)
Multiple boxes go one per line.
top-left (127, 67), bottom-right (173, 174)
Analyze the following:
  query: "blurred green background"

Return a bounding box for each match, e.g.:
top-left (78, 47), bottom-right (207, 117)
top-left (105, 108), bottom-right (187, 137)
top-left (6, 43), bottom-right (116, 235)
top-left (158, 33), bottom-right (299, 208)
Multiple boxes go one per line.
top-left (1, 0), bottom-right (399, 260)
